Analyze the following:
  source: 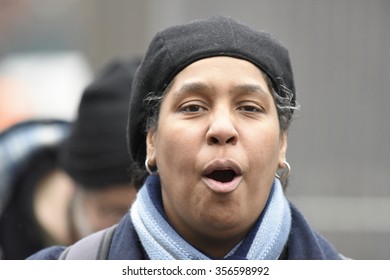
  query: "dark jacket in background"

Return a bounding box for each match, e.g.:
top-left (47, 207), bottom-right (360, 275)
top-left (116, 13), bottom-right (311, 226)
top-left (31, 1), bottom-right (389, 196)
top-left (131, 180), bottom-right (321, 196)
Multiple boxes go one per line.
top-left (0, 119), bottom-right (70, 259)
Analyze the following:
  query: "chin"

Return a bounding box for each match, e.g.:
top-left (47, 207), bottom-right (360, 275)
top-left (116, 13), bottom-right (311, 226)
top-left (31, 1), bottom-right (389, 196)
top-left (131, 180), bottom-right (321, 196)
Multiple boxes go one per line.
top-left (200, 210), bottom-right (246, 231)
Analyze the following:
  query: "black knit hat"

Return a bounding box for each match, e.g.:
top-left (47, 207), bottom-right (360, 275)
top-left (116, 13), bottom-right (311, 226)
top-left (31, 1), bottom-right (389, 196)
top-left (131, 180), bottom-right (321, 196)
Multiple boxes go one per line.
top-left (128, 15), bottom-right (296, 167)
top-left (61, 57), bottom-right (141, 188)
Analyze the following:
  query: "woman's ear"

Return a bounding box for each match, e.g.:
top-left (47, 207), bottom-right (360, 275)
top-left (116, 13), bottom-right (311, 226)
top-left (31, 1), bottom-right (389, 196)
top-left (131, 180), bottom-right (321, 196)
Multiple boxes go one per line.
top-left (146, 128), bottom-right (157, 166)
top-left (278, 131), bottom-right (288, 168)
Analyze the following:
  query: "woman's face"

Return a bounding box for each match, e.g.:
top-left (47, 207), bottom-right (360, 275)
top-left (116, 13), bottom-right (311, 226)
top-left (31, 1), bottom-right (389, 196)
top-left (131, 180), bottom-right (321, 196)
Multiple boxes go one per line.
top-left (146, 56), bottom-right (287, 256)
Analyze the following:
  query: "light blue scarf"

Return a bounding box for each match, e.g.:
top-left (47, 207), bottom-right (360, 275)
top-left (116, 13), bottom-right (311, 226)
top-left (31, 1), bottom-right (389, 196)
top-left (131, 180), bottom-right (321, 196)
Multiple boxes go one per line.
top-left (130, 176), bottom-right (291, 260)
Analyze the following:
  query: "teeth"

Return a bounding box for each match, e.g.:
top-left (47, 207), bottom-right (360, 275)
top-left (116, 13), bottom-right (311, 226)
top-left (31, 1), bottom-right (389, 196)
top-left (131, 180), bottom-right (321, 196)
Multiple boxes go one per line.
top-left (207, 170), bottom-right (236, 183)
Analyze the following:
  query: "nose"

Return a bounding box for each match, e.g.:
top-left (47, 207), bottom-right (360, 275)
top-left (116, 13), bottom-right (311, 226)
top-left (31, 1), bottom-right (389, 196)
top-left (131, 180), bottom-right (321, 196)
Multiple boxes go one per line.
top-left (206, 109), bottom-right (238, 145)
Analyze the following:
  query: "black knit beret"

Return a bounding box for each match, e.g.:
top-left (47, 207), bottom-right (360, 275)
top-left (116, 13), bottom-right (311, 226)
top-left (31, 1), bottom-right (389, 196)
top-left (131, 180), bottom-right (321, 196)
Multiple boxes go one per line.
top-left (61, 57), bottom-right (141, 188)
top-left (128, 15), bottom-right (295, 167)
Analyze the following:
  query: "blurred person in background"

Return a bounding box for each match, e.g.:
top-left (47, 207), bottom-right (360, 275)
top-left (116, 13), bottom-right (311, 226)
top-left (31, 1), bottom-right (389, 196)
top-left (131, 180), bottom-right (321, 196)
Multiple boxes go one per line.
top-left (0, 118), bottom-right (73, 259)
top-left (59, 57), bottom-right (143, 238)
top-left (0, 57), bottom-right (142, 259)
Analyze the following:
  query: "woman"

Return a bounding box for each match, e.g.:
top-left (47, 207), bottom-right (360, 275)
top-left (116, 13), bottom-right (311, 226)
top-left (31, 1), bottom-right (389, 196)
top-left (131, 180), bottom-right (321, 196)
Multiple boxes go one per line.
top-left (28, 15), bottom-right (343, 260)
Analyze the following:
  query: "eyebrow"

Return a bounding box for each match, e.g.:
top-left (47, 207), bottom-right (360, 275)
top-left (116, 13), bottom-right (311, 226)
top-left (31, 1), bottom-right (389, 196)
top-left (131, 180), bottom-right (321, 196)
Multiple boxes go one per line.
top-left (173, 82), bottom-right (270, 97)
top-left (173, 82), bottom-right (211, 97)
top-left (231, 84), bottom-right (269, 96)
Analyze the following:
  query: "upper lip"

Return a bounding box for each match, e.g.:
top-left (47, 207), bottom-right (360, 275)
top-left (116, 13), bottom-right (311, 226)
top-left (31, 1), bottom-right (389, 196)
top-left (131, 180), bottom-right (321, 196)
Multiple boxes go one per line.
top-left (202, 159), bottom-right (243, 177)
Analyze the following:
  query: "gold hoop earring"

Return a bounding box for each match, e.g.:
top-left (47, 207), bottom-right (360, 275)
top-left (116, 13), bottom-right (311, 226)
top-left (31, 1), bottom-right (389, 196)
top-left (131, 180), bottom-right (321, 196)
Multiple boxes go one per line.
top-left (275, 161), bottom-right (290, 180)
top-left (145, 158), bottom-right (158, 175)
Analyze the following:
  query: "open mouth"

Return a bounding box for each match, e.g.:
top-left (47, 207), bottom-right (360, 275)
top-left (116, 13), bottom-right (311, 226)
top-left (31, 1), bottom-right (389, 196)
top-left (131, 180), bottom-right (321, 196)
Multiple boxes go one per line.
top-left (202, 159), bottom-right (242, 193)
top-left (206, 170), bottom-right (237, 183)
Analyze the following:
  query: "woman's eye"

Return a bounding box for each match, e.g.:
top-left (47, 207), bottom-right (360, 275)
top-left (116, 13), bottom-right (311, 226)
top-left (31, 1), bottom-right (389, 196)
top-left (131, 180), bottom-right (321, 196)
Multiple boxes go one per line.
top-left (238, 105), bottom-right (262, 112)
top-left (180, 104), bottom-right (206, 112)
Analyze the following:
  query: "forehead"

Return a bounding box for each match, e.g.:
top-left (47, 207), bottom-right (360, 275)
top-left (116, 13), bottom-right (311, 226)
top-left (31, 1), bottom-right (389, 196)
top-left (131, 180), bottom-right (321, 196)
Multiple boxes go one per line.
top-left (166, 56), bottom-right (271, 95)
top-left (176, 56), bottom-right (262, 76)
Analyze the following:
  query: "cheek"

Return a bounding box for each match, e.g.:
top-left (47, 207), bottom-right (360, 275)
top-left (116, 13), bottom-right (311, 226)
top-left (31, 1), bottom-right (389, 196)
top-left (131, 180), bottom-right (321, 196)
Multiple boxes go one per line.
top-left (244, 128), bottom-right (282, 176)
top-left (155, 125), bottom-right (202, 170)
top-left (154, 126), bottom-right (202, 205)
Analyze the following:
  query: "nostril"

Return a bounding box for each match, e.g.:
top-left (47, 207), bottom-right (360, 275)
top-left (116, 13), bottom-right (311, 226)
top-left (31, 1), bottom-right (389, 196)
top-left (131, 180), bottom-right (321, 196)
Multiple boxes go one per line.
top-left (210, 137), bottom-right (219, 144)
top-left (226, 136), bottom-right (236, 144)
top-left (208, 135), bottom-right (238, 145)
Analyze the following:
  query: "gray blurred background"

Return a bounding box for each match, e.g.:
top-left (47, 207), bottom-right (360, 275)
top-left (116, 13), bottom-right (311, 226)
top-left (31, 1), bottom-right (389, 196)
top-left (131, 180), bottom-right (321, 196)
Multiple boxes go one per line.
top-left (0, 0), bottom-right (389, 259)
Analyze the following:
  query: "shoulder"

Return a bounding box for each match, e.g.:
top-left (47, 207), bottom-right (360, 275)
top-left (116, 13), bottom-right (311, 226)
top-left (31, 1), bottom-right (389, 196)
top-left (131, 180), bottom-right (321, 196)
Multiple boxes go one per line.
top-left (108, 213), bottom-right (146, 259)
top-left (26, 246), bottom-right (65, 260)
top-left (286, 202), bottom-right (343, 260)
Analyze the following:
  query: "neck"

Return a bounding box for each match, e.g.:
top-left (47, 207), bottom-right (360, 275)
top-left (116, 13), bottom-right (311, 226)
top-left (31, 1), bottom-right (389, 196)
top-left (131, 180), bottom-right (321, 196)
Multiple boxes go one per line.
top-left (174, 219), bottom-right (254, 258)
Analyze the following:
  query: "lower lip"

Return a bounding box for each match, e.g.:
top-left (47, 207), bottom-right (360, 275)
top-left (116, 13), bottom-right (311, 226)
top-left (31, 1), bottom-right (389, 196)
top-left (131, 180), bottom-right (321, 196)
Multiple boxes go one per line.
top-left (202, 175), bottom-right (242, 193)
